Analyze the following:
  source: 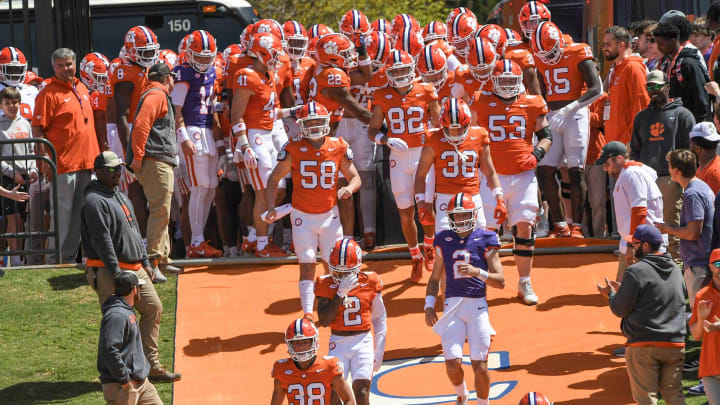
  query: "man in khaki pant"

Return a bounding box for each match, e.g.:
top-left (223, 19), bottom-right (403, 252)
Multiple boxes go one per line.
top-left (82, 151), bottom-right (180, 382)
top-left (98, 271), bottom-right (163, 405)
top-left (127, 63), bottom-right (181, 277)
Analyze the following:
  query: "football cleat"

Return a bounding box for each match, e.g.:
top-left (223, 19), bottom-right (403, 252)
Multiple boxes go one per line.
top-left (570, 224), bottom-right (584, 238)
top-left (363, 232), bottom-right (376, 251)
top-left (241, 238), bottom-right (257, 255)
top-left (423, 244), bottom-right (435, 272)
top-left (187, 241), bottom-right (223, 258)
top-left (410, 257), bottom-right (424, 282)
top-left (548, 223), bottom-right (571, 238)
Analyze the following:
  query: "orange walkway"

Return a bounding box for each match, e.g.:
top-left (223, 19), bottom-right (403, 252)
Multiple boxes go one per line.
top-left (174, 253), bottom-right (635, 404)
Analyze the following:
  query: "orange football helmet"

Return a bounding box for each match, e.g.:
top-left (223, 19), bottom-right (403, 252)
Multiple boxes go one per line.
top-left (124, 26), bottom-right (160, 68)
top-left (364, 31), bottom-right (392, 74)
top-left (222, 44), bottom-right (244, 63)
top-left (476, 24), bottom-right (507, 56)
top-left (240, 23), bottom-right (255, 49)
top-left (0, 47), bottom-right (27, 87)
top-left (423, 21), bottom-right (448, 44)
top-left (371, 18), bottom-right (391, 34)
top-left (446, 7), bottom-right (477, 28)
top-left (339, 9), bottom-right (371, 45)
top-left (449, 13), bottom-right (479, 58)
top-left (285, 318), bottom-right (319, 362)
top-left (394, 27), bottom-right (424, 62)
top-left (247, 33), bottom-right (284, 71)
top-left (316, 33), bottom-right (358, 69)
top-left (519, 0), bottom-right (552, 39)
top-left (492, 59), bottom-right (524, 99)
top-left (466, 37), bottom-right (497, 81)
top-left (505, 28), bottom-right (524, 47)
top-left (531, 21), bottom-right (565, 65)
top-left (108, 57), bottom-right (123, 77)
top-left (79, 53), bottom-right (109, 92)
top-left (24, 70), bottom-right (42, 86)
top-left (252, 19), bottom-right (286, 47)
top-left (446, 191), bottom-right (478, 233)
top-left (440, 97), bottom-right (471, 145)
top-left (186, 30), bottom-right (217, 73)
top-left (309, 23), bottom-right (333, 39)
top-left (158, 49), bottom-right (178, 70)
top-left (295, 101), bottom-right (331, 140)
top-left (385, 49), bottom-right (415, 88)
top-left (390, 14), bottom-right (421, 44)
top-left (329, 238), bottom-right (363, 283)
top-left (417, 44), bottom-right (448, 89)
top-left (283, 20), bottom-right (308, 60)
top-left (519, 392), bottom-right (553, 405)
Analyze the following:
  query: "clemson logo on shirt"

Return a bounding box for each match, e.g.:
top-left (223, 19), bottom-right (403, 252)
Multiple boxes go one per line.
top-left (295, 218), bottom-right (303, 226)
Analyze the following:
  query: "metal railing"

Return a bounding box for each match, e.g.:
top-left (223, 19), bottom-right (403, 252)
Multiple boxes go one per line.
top-left (0, 138), bottom-right (60, 266)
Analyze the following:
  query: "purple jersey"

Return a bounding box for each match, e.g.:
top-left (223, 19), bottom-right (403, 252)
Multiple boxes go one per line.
top-left (172, 63), bottom-right (215, 128)
top-left (434, 228), bottom-right (500, 299)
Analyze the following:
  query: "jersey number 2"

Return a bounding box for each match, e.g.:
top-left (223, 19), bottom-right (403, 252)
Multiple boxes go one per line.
top-left (287, 382), bottom-right (326, 405)
top-left (343, 296), bottom-right (361, 326)
top-left (452, 249), bottom-right (472, 279)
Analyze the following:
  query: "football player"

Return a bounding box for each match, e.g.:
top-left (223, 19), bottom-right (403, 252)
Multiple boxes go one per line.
top-left (171, 30), bottom-right (224, 258)
top-left (422, 21), bottom-right (461, 72)
top-left (283, 20), bottom-right (315, 140)
top-left (452, 37), bottom-right (498, 102)
top-left (265, 102), bottom-right (361, 319)
top-left (316, 238), bottom-right (387, 405)
top-left (270, 318), bottom-right (356, 405)
top-left (471, 60), bottom-right (553, 306)
top-left (417, 44), bottom-right (454, 111)
top-left (425, 193), bottom-right (506, 405)
top-left (448, 12), bottom-right (478, 61)
top-left (368, 49), bottom-right (440, 282)
top-left (79, 52), bottom-right (110, 150)
top-left (0, 46), bottom-right (38, 121)
top-left (531, 22), bottom-right (602, 238)
top-left (504, 28), bottom-right (542, 95)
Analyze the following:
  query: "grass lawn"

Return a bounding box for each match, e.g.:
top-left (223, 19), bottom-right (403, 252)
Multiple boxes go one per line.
top-left (0, 267), bottom-right (178, 404)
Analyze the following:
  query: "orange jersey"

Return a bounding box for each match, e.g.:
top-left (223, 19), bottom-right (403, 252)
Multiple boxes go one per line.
top-left (425, 127), bottom-right (489, 195)
top-left (271, 356), bottom-right (343, 404)
top-left (233, 67), bottom-right (277, 130)
top-left (282, 137), bottom-right (350, 214)
top-left (472, 92), bottom-right (548, 175)
top-left (435, 70), bottom-right (455, 108)
top-left (310, 67), bottom-right (351, 123)
top-left (315, 271), bottom-right (383, 332)
top-left (275, 57), bottom-right (293, 108)
top-left (454, 65), bottom-right (493, 98)
top-left (535, 42), bottom-right (593, 103)
top-left (372, 83), bottom-right (438, 147)
top-left (110, 61), bottom-right (147, 119)
top-left (505, 48), bottom-right (536, 71)
top-left (223, 53), bottom-right (254, 88)
top-left (90, 90), bottom-right (107, 112)
top-left (291, 57), bottom-right (317, 105)
top-left (352, 69), bottom-right (388, 110)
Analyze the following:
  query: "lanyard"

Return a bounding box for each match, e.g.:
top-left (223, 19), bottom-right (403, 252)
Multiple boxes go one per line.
top-left (69, 82), bottom-right (89, 124)
top-left (666, 41), bottom-right (690, 81)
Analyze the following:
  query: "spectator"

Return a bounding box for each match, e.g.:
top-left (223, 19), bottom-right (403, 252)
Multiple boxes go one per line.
top-left (688, 248), bottom-right (720, 402)
top-left (97, 271), bottom-right (163, 404)
top-left (657, 149), bottom-right (714, 309)
top-left (0, 86), bottom-right (37, 266)
top-left (82, 150), bottom-right (180, 383)
top-left (597, 224), bottom-right (687, 405)
top-left (585, 90), bottom-right (608, 237)
top-left (596, 141), bottom-right (665, 282)
top-left (126, 63), bottom-right (182, 279)
top-left (602, 26), bottom-right (651, 145)
top-left (630, 70), bottom-right (695, 261)
top-left (31, 48), bottom-right (100, 263)
top-left (706, 2), bottom-right (720, 82)
top-left (654, 21), bottom-right (711, 122)
top-left (690, 121), bottom-right (720, 194)
top-left (661, 10), bottom-right (706, 67)
top-left (640, 23), bottom-right (663, 71)
top-left (628, 20), bottom-right (656, 55)
top-left (690, 19), bottom-right (714, 64)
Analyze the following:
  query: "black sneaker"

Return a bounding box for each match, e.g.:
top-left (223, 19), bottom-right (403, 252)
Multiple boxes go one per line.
top-left (613, 347), bottom-right (626, 357)
top-left (687, 382), bottom-right (705, 396)
top-left (683, 358), bottom-right (700, 372)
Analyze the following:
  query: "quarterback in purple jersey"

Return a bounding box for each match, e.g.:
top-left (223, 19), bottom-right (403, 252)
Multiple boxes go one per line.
top-left (171, 30), bottom-right (224, 258)
top-left (425, 192), bottom-right (505, 405)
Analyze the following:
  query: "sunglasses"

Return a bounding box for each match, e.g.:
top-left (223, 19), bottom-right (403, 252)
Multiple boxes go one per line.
top-left (647, 37), bottom-right (656, 43)
top-left (714, 261), bottom-right (720, 268)
top-left (105, 166), bottom-right (123, 173)
top-left (645, 83), bottom-right (665, 91)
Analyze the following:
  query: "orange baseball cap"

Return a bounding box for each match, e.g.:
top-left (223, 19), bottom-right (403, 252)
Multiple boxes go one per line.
top-left (709, 248), bottom-right (720, 265)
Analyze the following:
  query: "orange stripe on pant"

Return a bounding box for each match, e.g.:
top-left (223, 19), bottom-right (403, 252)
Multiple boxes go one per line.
top-left (248, 165), bottom-right (265, 191)
top-left (183, 150), bottom-right (199, 187)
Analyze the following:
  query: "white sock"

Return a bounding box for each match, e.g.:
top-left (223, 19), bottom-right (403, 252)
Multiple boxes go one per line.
top-left (477, 399), bottom-right (488, 405)
top-left (299, 280), bottom-right (315, 314)
top-left (257, 236), bottom-right (269, 251)
top-left (191, 235), bottom-right (204, 247)
top-left (519, 276), bottom-right (530, 283)
top-left (453, 382), bottom-right (467, 397)
top-left (248, 226), bottom-right (257, 242)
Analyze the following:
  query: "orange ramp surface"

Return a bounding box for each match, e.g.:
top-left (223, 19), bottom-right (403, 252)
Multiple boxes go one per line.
top-left (173, 253), bottom-right (635, 404)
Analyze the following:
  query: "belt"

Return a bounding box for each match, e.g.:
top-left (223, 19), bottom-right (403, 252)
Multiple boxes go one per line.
top-left (86, 258), bottom-right (142, 270)
top-left (331, 329), bottom-right (370, 336)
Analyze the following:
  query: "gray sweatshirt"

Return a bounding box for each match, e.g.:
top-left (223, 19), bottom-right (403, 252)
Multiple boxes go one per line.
top-left (609, 253), bottom-right (687, 344)
top-left (97, 295), bottom-right (150, 384)
top-left (0, 115), bottom-right (36, 178)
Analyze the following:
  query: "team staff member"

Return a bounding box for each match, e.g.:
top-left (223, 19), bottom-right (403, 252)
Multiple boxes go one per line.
top-left (31, 47), bottom-right (100, 263)
top-left (598, 225), bottom-right (686, 405)
top-left (689, 248), bottom-right (720, 402)
top-left (82, 151), bottom-right (180, 383)
top-left (98, 271), bottom-right (163, 404)
top-left (126, 63), bottom-right (181, 278)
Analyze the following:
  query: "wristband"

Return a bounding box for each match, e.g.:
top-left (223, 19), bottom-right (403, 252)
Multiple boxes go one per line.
top-left (176, 127), bottom-right (190, 143)
top-left (476, 269), bottom-right (489, 281)
top-left (415, 193), bottom-right (425, 203)
top-left (491, 187), bottom-right (503, 199)
top-left (424, 296), bottom-right (436, 310)
top-left (358, 58), bottom-right (371, 67)
top-left (374, 133), bottom-right (385, 145)
top-left (215, 139), bottom-right (227, 148)
top-left (232, 122), bottom-right (247, 135)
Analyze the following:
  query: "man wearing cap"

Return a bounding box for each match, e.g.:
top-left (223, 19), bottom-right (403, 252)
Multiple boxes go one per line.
top-left (598, 224), bottom-right (687, 405)
top-left (657, 148), bottom-right (714, 309)
top-left (98, 271), bottom-right (163, 404)
top-left (82, 150), bottom-right (180, 383)
top-left (597, 141), bottom-right (665, 281)
top-left (630, 69), bottom-right (695, 260)
top-left (690, 121), bottom-right (720, 194)
top-left (126, 63), bottom-right (181, 279)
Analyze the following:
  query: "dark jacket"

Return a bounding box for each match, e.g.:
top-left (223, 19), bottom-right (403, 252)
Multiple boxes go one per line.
top-left (609, 253), bottom-right (687, 344)
top-left (126, 82), bottom-right (177, 167)
top-left (668, 45), bottom-right (711, 122)
top-left (629, 99), bottom-right (695, 176)
top-left (81, 180), bottom-right (150, 274)
top-left (97, 295), bottom-right (149, 384)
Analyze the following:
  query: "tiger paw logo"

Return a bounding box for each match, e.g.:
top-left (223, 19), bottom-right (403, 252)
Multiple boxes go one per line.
top-left (547, 26), bottom-right (560, 41)
top-left (650, 122), bottom-right (665, 141)
top-left (258, 35), bottom-right (275, 50)
top-left (487, 28), bottom-right (502, 44)
top-left (324, 41), bottom-right (339, 55)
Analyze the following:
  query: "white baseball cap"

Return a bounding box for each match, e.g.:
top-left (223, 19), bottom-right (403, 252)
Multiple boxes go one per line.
top-left (689, 122), bottom-right (720, 142)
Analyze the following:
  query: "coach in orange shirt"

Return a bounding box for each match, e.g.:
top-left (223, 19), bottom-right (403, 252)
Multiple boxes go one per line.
top-left (31, 48), bottom-right (100, 263)
top-left (126, 63), bottom-right (180, 277)
top-left (602, 26), bottom-right (651, 145)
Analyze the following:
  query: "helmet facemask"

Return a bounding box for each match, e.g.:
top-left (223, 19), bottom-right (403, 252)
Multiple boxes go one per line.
top-left (1, 62), bottom-right (26, 87)
top-left (299, 116), bottom-right (330, 140)
top-left (340, 44), bottom-right (359, 69)
top-left (537, 41), bottom-right (563, 65)
top-left (443, 124), bottom-right (469, 145)
top-left (387, 63), bottom-right (415, 88)
top-left (134, 45), bottom-right (160, 68)
top-left (521, 17), bottom-right (542, 39)
top-left (286, 336), bottom-right (318, 362)
top-left (493, 73), bottom-right (523, 99)
top-left (448, 207), bottom-right (477, 234)
top-left (330, 263), bottom-right (361, 284)
top-left (286, 37), bottom-right (308, 60)
top-left (421, 66), bottom-right (448, 89)
top-left (189, 51), bottom-right (215, 73)
top-left (470, 58), bottom-right (496, 81)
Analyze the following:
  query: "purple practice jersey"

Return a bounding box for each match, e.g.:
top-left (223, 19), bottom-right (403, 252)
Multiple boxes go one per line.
top-left (172, 63), bottom-right (215, 128)
top-left (434, 228), bottom-right (500, 299)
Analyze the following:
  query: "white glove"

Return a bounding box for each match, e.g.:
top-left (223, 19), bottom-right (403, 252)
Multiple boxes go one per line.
top-left (336, 274), bottom-right (359, 299)
top-left (386, 137), bottom-right (408, 153)
top-left (234, 145), bottom-right (258, 168)
top-left (548, 100), bottom-right (579, 133)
